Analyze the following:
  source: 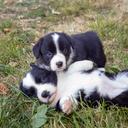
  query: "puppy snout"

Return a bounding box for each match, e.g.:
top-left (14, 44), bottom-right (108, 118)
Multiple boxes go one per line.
top-left (56, 61), bottom-right (63, 68)
top-left (41, 91), bottom-right (50, 98)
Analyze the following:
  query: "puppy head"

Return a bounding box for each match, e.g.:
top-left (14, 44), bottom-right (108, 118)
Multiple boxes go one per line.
top-left (20, 64), bottom-right (57, 103)
top-left (33, 32), bottom-right (74, 71)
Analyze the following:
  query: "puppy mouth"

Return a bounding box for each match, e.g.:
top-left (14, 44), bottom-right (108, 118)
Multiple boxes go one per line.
top-left (48, 93), bottom-right (56, 103)
top-left (41, 92), bottom-right (56, 103)
top-left (55, 66), bottom-right (67, 72)
top-left (37, 92), bottom-right (56, 104)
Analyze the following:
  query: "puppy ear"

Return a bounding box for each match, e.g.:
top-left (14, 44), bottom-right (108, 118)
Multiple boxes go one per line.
top-left (33, 38), bottom-right (43, 58)
top-left (62, 33), bottom-right (74, 49)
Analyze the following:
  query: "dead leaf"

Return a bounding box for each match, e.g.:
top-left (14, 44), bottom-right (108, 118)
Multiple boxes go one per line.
top-left (9, 61), bottom-right (17, 67)
top-left (3, 28), bottom-right (11, 33)
top-left (0, 83), bottom-right (9, 95)
top-left (4, 0), bottom-right (15, 5)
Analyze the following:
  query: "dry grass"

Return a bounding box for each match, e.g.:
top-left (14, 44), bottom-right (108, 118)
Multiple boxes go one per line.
top-left (0, 0), bottom-right (128, 128)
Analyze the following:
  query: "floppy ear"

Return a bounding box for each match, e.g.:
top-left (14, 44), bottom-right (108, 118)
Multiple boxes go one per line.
top-left (33, 38), bottom-right (43, 59)
top-left (62, 33), bottom-right (74, 49)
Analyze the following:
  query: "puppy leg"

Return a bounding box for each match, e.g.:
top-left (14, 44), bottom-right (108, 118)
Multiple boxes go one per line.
top-left (68, 60), bottom-right (95, 74)
top-left (50, 91), bottom-right (61, 107)
top-left (59, 96), bottom-right (78, 114)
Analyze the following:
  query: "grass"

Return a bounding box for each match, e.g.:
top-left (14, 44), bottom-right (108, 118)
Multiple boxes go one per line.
top-left (89, 17), bottom-right (128, 48)
top-left (25, 7), bottom-right (46, 18)
top-left (0, 20), bottom-right (13, 31)
top-left (0, 0), bottom-right (128, 128)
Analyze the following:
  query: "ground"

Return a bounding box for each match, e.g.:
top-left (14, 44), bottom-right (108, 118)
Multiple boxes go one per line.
top-left (0, 0), bottom-right (128, 128)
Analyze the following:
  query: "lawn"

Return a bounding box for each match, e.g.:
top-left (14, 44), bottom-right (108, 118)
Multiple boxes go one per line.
top-left (0, 0), bottom-right (128, 128)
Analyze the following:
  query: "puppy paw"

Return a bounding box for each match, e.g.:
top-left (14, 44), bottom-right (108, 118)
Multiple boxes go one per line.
top-left (59, 96), bottom-right (78, 114)
top-left (59, 97), bottom-right (73, 115)
top-left (82, 60), bottom-right (95, 70)
top-left (68, 60), bottom-right (95, 74)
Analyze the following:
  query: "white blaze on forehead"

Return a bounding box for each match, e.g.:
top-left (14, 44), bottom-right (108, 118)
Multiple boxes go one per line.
top-left (22, 72), bottom-right (57, 103)
top-left (51, 33), bottom-right (67, 71)
top-left (52, 33), bottom-right (60, 53)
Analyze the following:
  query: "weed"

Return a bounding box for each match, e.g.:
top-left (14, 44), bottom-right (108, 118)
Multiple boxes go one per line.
top-left (0, 0), bottom-right (128, 128)
top-left (0, 20), bottom-right (13, 32)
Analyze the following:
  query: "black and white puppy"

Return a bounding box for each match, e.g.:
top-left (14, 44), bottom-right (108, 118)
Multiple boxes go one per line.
top-left (33, 31), bottom-right (106, 71)
top-left (20, 61), bottom-right (128, 115)
top-left (51, 60), bottom-right (128, 114)
top-left (20, 64), bottom-right (57, 103)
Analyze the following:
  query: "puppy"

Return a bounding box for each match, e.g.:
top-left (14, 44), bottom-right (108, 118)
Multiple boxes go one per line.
top-left (19, 61), bottom-right (94, 105)
top-left (20, 61), bottom-right (128, 115)
top-left (19, 64), bottom-right (57, 103)
top-left (33, 31), bottom-right (106, 71)
top-left (50, 60), bottom-right (128, 114)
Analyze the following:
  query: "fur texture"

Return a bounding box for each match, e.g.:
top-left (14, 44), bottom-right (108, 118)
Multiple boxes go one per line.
top-left (20, 64), bottom-right (57, 103)
top-left (20, 61), bottom-right (128, 114)
top-left (33, 31), bottom-right (106, 71)
top-left (51, 60), bottom-right (128, 114)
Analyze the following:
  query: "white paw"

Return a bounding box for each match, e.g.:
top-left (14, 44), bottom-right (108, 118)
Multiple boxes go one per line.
top-left (59, 97), bottom-right (73, 114)
top-left (81, 60), bottom-right (94, 71)
top-left (68, 60), bottom-right (94, 74)
top-left (59, 96), bottom-right (78, 114)
top-left (98, 68), bottom-right (105, 72)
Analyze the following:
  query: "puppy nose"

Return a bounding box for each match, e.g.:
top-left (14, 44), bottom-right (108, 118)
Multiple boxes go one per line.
top-left (41, 91), bottom-right (50, 98)
top-left (56, 61), bottom-right (63, 68)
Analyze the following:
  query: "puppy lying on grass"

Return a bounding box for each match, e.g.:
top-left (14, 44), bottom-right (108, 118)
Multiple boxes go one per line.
top-left (20, 60), bottom-right (128, 114)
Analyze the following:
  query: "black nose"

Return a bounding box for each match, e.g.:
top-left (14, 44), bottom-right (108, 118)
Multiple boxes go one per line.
top-left (41, 91), bottom-right (50, 98)
top-left (56, 61), bottom-right (63, 68)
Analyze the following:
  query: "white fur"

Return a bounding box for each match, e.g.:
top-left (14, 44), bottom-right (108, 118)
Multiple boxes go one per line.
top-left (59, 96), bottom-right (78, 113)
top-left (22, 73), bottom-right (35, 89)
top-left (53, 60), bottom-right (128, 112)
top-left (67, 47), bottom-right (74, 66)
top-left (116, 72), bottom-right (128, 85)
top-left (52, 33), bottom-right (60, 53)
top-left (67, 60), bottom-right (94, 74)
top-left (22, 73), bottom-right (56, 103)
top-left (51, 33), bottom-right (66, 71)
top-left (22, 60), bottom-right (128, 114)
top-left (50, 53), bottom-right (66, 71)
top-left (37, 84), bottom-right (56, 103)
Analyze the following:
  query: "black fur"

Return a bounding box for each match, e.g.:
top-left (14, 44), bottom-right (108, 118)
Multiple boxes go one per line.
top-left (71, 31), bottom-right (106, 67)
top-left (55, 68), bottom-right (128, 111)
top-left (20, 82), bottom-right (37, 97)
top-left (33, 32), bottom-right (72, 68)
top-left (70, 88), bottom-right (128, 109)
top-left (20, 64), bottom-right (57, 98)
top-left (33, 31), bottom-right (106, 70)
top-left (30, 64), bottom-right (57, 85)
top-left (20, 63), bottom-right (128, 111)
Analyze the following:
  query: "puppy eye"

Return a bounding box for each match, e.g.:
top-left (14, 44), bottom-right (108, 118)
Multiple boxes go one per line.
top-left (46, 51), bottom-right (53, 58)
